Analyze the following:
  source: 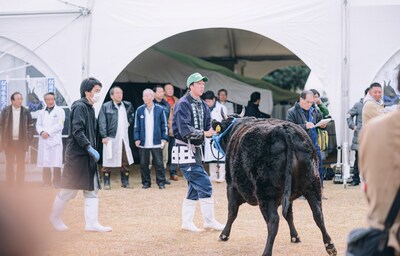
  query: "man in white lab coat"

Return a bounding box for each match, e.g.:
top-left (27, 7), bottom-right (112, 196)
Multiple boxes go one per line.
top-left (36, 92), bottom-right (65, 187)
top-left (98, 86), bottom-right (134, 189)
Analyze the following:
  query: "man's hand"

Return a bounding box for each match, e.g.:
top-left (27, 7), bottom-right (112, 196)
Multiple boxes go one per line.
top-left (161, 140), bottom-right (167, 149)
top-left (41, 131), bottom-right (49, 139)
top-left (102, 138), bottom-right (109, 144)
top-left (204, 128), bottom-right (214, 138)
top-left (353, 126), bottom-right (357, 131)
top-left (135, 140), bottom-right (141, 148)
top-left (320, 123), bottom-right (327, 129)
top-left (305, 122), bottom-right (315, 129)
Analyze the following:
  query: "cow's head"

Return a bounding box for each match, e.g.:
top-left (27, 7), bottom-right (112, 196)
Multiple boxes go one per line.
top-left (211, 108), bottom-right (244, 156)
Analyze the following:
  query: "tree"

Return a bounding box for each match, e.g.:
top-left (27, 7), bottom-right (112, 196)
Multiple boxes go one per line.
top-left (263, 66), bottom-right (310, 92)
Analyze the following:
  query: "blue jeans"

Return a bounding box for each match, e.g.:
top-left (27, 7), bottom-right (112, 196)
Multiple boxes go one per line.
top-left (179, 163), bottom-right (212, 200)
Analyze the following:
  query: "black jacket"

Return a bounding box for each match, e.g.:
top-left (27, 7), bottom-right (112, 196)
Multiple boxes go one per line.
top-left (61, 98), bottom-right (99, 190)
top-left (244, 101), bottom-right (270, 118)
top-left (0, 105), bottom-right (34, 148)
top-left (98, 100), bottom-right (134, 139)
top-left (286, 102), bottom-right (322, 135)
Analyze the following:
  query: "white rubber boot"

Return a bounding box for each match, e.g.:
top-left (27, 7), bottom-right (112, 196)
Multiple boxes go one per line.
top-left (215, 164), bottom-right (226, 183)
top-left (181, 199), bottom-right (202, 232)
top-left (49, 195), bottom-right (69, 231)
top-left (200, 197), bottom-right (225, 231)
top-left (209, 164), bottom-right (218, 182)
top-left (84, 198), bottom-right (112, 232)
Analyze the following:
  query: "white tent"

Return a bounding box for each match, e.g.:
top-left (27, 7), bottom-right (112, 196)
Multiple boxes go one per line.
top-left (1, 0), bottom-right (400, 149)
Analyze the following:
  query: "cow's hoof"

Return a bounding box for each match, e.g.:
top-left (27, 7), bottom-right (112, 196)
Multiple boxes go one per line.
top-left (291, 236), bottom-right (301, 243)
top-left (219, 234), bottom-right (229, 241)
top-left (325, 243), bottom-right (337, 256)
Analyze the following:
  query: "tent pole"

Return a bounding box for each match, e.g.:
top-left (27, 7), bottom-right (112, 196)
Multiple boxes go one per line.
top-left (341, 0), bottom-right (351, 184)
top-left (81, 0), bottom-right (94, 78)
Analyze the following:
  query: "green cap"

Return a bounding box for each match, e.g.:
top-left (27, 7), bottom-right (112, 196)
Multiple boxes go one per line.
top-left (186, 72), bottom-right (208, 88)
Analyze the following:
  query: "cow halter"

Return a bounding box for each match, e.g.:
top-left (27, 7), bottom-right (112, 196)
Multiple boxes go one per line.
top-left (211, 118), bottom-right (238, 158)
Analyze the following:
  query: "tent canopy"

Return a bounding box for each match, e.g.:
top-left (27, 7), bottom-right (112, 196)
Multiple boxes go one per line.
top-left (1, 0), bottom-right (400, 145)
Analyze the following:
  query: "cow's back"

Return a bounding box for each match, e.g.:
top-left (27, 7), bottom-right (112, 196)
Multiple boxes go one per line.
top-left (225, 118), bottom-right (318, 204)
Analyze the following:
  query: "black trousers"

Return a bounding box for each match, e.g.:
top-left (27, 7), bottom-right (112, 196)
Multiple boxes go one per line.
top-left (43, 167), bottom-right (61, 186)
top-left (139, 148), bottom-right (166, 186)
top-left (4, 140), bottom-right (26, 185)
top-left (353, 151), bottom-right (360, 183)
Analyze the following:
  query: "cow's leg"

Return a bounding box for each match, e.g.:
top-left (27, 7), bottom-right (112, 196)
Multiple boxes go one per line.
top-left (283, 202), bottom-right (301, 243)
top-left (305, 192), bottom-right (337, 256)
top-left (219, 186), bottom-right (245, 241)
top-left (259, 199), bottom-right (279, 256)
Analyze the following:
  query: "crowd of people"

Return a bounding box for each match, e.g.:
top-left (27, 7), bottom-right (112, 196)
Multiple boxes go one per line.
top-left (0, 71), bottom-right (398, 254)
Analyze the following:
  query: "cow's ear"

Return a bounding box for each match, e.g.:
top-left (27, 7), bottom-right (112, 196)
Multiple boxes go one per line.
top-left (211, 120), bottom-right (221, 131)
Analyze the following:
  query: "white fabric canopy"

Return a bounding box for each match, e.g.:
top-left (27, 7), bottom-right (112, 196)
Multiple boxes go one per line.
top-left (1, 0), bottom-right (400, 147)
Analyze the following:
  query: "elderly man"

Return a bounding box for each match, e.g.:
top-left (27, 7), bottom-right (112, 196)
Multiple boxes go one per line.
top-left (0, 92), bottom-right (34, 186)
top-left (362, 82), bottom-right (384, 126)
top-left (287, 90), bottom-right (327, 198)
top-left (98, 86), bottom-right (134, 189)
top-left (173, 72), bottom-right (224, 232)
top-left (134, 89), bottom-right (168, 189)
top-left (36, 92), bottom-right (65, 188)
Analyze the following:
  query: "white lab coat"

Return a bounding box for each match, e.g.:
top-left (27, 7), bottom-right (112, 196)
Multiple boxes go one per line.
top-left (36, 105), bottom-right (65, 168)
top-left (102, 103), bottom-right (134, 167)
top-left (204, 101), bottom-right (227, 162)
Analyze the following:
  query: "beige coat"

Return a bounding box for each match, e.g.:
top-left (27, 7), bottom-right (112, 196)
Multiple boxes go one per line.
top-left (359, 108), bottom-right (400, 253)
top-left (362, 94), bottom-right (384, 126)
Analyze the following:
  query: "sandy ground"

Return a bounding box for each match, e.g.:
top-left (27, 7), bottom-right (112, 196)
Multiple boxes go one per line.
top-left (0, 166), bottom-right (368, 256)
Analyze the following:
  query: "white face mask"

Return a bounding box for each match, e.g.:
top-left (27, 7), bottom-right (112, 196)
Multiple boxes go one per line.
top-left (93, 93), bottom-right (101, 103)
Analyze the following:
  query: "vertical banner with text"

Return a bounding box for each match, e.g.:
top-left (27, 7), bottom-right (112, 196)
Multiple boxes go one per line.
top-left (0, 80), bottom-right (7, 111)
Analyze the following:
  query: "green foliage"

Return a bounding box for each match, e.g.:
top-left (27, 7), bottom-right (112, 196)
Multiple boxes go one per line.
top-left (263, 66), bottom-right (310, 91)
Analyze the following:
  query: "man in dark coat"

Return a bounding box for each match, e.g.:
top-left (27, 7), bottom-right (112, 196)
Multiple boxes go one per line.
top-left (49, 77), bottom-right (112, 232)
top-left (287, 90), bottom-right (327, 198)
top-left (0, 92), bottom-right (34, 185)
top-left (244, 91), bottom-right (270, 118)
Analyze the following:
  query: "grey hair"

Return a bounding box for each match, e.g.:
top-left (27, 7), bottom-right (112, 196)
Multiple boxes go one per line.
top-left (143, 88), bottom-right (155, 97)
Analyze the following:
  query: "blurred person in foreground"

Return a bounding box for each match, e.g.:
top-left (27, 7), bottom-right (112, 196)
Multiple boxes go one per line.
top-left (49, 77), bottom-right (112, 232)
top-left (358, 70), bottom-right (400, 255)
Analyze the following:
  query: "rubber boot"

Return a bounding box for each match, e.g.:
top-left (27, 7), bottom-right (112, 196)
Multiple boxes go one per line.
top-left (181, 199), bottom-right (202, 232)
top-left (121, 171), bottom-right (131, 188)
top-left (199, 197), bottom-right (225, 231)
top-left (84, 198), bottom-right (112, 232)
top-left (103, 172), bottom-right (111, 190)
top-left (49, 195), bottom-right (69, 231)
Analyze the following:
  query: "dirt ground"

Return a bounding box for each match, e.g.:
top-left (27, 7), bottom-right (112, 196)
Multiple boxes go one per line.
top-left (0, 166), bottom-right (368, 256)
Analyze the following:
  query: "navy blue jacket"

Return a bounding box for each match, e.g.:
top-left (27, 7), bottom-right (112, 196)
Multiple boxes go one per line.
top-left (172, 93), bottom-right (211, 145)
top-left (133, 104), bottom-right (168, 147)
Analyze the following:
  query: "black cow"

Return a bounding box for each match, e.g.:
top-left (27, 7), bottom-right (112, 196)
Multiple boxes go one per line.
top-left (212, 116), bottom-right (337, 256)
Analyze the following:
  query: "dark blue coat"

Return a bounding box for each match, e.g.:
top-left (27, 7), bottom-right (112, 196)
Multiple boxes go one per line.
top-left (133, 104), bottom-right (168, 146)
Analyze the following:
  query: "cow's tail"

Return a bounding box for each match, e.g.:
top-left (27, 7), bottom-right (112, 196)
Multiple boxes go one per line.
top-left (281, 125), bottom-right (294, 218)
